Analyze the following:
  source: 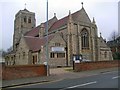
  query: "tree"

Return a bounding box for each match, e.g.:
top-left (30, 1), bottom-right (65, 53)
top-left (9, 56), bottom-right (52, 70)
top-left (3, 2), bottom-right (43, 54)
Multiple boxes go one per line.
top-left (0, 49), bottom-right (7, 57)
top-left (108, 31), bottom-right (118, 41)
top-left (0, 46), bottom-right (13, 57)
top-left (108, 31), bottom-right (120, 60)
top-left (113, 52), bottom-right (120, 60)
top-left (7, 46), bottom-right (13, 53)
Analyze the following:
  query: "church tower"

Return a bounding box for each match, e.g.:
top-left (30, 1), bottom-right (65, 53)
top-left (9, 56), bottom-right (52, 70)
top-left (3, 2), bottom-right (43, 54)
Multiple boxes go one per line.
top-left (13, 8), bottom-right (36, 51)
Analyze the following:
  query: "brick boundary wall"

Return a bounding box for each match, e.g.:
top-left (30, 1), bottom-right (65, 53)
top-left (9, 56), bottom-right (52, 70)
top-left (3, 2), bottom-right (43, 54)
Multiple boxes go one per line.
top-left (74, 60), bottom-right (120, 72)
top-left (1, 64), bottom-right (47, 80)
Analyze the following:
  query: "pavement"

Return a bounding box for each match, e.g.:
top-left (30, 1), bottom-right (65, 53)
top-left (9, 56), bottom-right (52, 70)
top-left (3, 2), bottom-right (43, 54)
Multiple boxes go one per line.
top-left (1, 67), bottom-right (118, 89)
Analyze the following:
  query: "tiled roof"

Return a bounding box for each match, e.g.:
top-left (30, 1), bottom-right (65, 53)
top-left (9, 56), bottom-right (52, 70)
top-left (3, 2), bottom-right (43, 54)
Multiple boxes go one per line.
top-left (25, 25), bottom-right (40, 37)
top-left (24, 35), bottom-right (54, 52)
top-left (49, 8), bottom-right (91, 32)
top-left (25, 16), bottom-right (57, 37)
top-left (48, 11), bottom-right (79, 32)
top-left (48, 16), bottom-right (68, 32)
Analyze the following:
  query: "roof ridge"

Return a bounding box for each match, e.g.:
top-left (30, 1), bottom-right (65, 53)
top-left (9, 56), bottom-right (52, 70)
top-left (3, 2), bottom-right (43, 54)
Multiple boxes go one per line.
top-left (43, 16), bottom-right (58, 24)
top-left (48, 8), bottom-right (84, 32)
top-left (24, 33), bottom-right (55, 52)
top-left (53, 9), bottom-right (81, 22)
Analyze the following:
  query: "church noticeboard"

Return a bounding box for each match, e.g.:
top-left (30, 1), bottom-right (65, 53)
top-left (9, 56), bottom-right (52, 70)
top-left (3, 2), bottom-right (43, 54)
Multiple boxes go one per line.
top-left (51, 47), bottom-right (64, 52)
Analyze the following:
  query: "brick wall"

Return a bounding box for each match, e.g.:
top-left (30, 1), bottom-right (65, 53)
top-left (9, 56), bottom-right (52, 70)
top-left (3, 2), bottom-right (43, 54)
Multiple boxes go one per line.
top-left (1, 64), bottom-right (47, 80)
top-left (74, 60), bottom-right (120, 72)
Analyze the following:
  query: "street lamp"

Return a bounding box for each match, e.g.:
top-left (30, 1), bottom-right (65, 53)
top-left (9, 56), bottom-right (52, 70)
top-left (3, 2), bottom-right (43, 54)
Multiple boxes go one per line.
top-left (46, 0), bottom-right (49, 76)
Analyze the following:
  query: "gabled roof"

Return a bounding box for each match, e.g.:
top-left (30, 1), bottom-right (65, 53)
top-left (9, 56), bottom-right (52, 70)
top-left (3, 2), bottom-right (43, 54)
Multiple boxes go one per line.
top-left (74, 8), bottom-right (91, 23)
top-left (48, 16), bottom-right (68, 32)
top-left (99, 36), bottom-right (108, 48)
top-left (24, 35), bottom-right (54, 52)
top-left (49, 7), bottom-right (91, 32)
top-left (22, 8), bottom-right (30, 12)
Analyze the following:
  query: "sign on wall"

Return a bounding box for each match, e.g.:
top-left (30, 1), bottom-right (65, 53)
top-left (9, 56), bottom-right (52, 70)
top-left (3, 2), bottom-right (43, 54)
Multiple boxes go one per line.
top-left (51, 47), bottom-right (64, 52)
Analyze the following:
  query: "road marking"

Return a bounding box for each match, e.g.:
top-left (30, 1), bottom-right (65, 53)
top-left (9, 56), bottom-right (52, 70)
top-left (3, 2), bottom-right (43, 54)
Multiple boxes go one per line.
top-left (66, 81), bottom-right (97, 89)
top-left (112, 76), bottom-right (120, 79)
top-left (101, 71), bottom-right (118, 75)
top-left (59, 81), bottom-right (97, 90)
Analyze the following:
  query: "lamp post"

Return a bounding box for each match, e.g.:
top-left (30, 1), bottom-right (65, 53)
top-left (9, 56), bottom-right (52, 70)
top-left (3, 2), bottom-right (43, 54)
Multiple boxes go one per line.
top-left (46, 0), bottom-right (49, 76)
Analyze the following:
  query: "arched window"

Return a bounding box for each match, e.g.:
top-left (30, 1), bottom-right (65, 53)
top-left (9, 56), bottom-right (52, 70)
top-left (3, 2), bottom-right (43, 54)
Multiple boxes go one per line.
top-left (104, 51), bottom-right (107, 58)
top-left (32, 55), bottom-right (37, 64)
top-left (23, 52), bottom-right (25, 59)
top-left (28, 17), bottom-right (31, 23)
top-left (81, 28), bottom-right (89, 49)
top-left (24, 16), bottom-right (27, 23)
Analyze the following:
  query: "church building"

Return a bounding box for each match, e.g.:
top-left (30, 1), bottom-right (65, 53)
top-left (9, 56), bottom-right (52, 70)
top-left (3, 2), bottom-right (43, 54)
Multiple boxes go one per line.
top-left (5, 4), bottom-right (113, 67)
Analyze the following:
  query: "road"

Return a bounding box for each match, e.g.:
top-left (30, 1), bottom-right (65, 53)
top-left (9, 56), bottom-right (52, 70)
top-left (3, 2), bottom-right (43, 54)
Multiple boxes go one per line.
top-left (9, 70), bottom-right (119, 89)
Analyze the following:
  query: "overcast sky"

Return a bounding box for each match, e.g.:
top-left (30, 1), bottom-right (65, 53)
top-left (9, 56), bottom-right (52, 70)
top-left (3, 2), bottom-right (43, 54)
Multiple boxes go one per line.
top-left (0, 0), bottom-right (119, 51)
